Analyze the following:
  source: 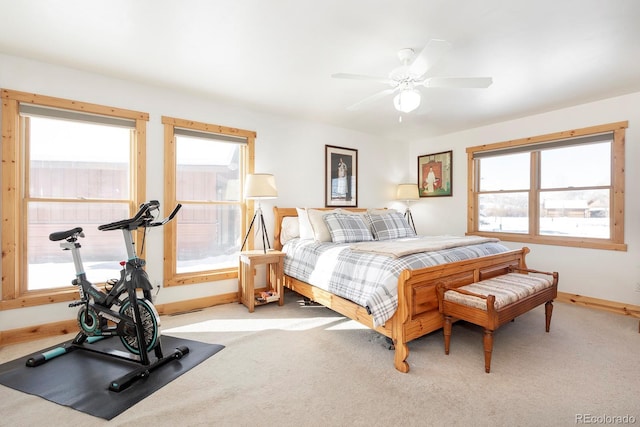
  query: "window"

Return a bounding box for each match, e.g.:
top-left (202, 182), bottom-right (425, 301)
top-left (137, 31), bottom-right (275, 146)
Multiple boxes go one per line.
top-left (467, 122), bottom-right (627, 251)
top-left (162, 116), bottom-right (255, 286)
top-left (1, 89), bottom-right (147, 309)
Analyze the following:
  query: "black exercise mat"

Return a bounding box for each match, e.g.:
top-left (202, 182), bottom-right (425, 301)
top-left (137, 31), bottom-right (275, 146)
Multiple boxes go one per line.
top-left (0, 335), bottom-right (224, 420)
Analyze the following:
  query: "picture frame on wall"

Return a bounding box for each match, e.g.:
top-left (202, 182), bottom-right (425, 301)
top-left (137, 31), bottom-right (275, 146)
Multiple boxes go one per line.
top-left (418, 150), bottom-right (452, 197)
top-left (325, 144), bottom-right (358, 207)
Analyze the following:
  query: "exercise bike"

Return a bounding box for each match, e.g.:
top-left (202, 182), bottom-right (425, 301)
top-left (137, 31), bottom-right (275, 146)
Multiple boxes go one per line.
top-left (26, 200), bottom-right (188, 392)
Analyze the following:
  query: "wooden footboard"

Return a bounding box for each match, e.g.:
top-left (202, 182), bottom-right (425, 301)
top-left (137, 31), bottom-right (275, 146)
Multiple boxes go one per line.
top-left (273, 206), bottom-right (529, 373)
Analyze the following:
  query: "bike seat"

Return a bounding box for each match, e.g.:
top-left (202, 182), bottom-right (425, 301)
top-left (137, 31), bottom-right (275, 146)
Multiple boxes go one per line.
top-left (49, 227), bottom-right (84, 241)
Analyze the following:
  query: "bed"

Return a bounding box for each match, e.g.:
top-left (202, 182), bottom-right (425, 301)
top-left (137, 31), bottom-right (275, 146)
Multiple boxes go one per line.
top-left (273, 207), bottom-right (530, 373)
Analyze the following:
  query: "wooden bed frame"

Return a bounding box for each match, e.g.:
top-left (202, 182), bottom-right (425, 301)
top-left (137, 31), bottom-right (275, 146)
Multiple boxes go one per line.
top-left (273, 207), bottom-right (530, 373)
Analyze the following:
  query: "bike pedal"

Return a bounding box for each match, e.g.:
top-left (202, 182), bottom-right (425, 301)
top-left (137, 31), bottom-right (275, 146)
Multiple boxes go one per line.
top-left (68, 300), bottom-right (86, 307)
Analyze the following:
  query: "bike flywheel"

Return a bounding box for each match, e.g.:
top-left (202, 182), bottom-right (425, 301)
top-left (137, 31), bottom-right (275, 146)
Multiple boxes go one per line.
top-left (118, 298), bottom-right (161, 354)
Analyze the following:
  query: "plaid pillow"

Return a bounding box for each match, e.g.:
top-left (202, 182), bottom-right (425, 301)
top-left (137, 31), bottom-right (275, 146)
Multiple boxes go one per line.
top-left (323, 212), bottom-right (374, 243)
top-left (368, 211), bottom-right (416, 240)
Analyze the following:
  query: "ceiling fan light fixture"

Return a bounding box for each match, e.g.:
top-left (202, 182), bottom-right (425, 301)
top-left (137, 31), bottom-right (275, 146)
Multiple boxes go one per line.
top-left (333, 40), bottom-right (491, 114)
top-left (393, 89), bottom-right (421, 113)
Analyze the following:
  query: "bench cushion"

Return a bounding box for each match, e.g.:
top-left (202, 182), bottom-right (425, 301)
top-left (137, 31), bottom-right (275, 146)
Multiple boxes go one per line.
top-left (443, 273), bottom-right (554, 311)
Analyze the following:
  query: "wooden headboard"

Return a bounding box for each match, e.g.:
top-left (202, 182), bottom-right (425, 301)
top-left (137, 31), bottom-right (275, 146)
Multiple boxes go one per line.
top-left (272, 206), bottom-right (369, 251)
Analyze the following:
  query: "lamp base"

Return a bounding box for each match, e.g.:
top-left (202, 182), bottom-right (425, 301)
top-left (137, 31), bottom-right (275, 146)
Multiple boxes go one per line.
top-left (241, 206), bottom-right (271, 253)
top-left (405, 207), bottom-right (416, 234)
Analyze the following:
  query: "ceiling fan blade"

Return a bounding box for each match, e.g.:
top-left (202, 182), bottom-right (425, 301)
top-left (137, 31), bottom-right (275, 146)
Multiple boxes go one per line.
top-left (332, 73), bottom-right (393, 85)
top-left (423, 77), bottom-right (493, 88)
top-left (346, 88), bottom-right (397, 111)
top-left (409, 39), bottom-right (452, 77)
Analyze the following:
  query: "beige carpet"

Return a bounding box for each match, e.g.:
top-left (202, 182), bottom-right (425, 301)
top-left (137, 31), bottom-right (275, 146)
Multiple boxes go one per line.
top-left (0, 290), bottom-right (638, 426)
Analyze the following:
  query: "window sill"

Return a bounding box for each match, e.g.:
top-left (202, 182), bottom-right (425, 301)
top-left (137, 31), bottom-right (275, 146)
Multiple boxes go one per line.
top-left (467, 231), bottom-right (627, 251)
top-left (165, 268), bottom-right (238, 287)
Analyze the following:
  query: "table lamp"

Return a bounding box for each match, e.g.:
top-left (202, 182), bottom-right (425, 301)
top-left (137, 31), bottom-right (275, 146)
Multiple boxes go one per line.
top-left (396, 183), bottom-right (419, 233)
top-left (241, 173), bottom-right (278, 253)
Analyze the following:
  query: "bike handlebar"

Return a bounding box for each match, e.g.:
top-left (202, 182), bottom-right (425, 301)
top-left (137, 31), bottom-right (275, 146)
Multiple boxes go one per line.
top-left (148, 203), bottom-right (182, 227)
top-left (98, 201), bottom-right (181, 232)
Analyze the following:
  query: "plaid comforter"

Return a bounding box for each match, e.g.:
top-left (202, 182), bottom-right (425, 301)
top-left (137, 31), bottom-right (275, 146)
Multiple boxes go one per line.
top-left (283, 238), bottom-right (511, 327)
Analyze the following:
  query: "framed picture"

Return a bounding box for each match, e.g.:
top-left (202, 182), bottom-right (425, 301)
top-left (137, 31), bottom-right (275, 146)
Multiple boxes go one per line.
top-left (325, 145), bottom-right (357, 207)
top-left (418, 150), bottom-right (452, 197)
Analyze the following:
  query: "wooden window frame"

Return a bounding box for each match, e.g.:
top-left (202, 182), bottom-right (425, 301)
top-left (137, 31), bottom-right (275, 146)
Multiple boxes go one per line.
top-left (162, 116), bottom-right (256, 287)
top-left (0, 89), bottom-right (148, 310)
top-left (466, 121), bottom-right (627, 251)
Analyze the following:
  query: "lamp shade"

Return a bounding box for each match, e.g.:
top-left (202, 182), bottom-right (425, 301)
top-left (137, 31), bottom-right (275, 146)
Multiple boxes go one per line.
top-left (393, 89), bottom-right (421, 113)
top-left (244, 173), bottom-right (277, 199)
top-left (396, 183), bottom-right (419, 201)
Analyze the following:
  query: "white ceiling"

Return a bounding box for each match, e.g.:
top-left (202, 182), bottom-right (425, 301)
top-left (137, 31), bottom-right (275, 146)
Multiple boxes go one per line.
top-left (1, 0), bottom-right (640, 141)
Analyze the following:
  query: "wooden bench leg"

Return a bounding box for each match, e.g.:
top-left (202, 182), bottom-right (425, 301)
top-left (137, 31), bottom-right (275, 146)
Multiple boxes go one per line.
top-left (545, 300), bottom-right (554, 332)
top-left (483, 329), bottom-right (494, 373)
top-left (443, 316), bottom-right (452, 355)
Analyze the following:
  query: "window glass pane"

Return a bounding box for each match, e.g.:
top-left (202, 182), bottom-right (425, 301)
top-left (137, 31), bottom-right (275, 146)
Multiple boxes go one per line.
top-left (29, 117), bottom-right (131, 199)
top-left (540, 142), bottom-right (611, 189)
top-left (478, 192), bottom-right (529, 233)
top-left (176, 135), bottom-right (240, 201)
top-left (478, 153), bottom-right (529, 191)
top-left (539, 189), bottom-right (609, 238)
top-left (176, 203), bottom-right (241, 274)
top-left (28, 202), bottom-right (130, 290)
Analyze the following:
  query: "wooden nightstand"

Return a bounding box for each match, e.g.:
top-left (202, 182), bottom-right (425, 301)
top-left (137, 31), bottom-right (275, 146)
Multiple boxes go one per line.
top-left (238, 250), bottom-right (286, 312)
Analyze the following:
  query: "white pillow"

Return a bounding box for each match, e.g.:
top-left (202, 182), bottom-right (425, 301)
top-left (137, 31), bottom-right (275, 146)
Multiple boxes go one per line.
top-left (296, 208), bottom-right (314, 240)
top-left (307, 208), bottom-right (341, 242)
top-left (280, 216), bottom-right (300, 245)
top-left (367, 208), bottom-right (391, 216)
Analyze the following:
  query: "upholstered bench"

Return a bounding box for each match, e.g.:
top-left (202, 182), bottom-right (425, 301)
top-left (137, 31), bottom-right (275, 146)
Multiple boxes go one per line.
top-left (436, 267), bottom-right (559, 373)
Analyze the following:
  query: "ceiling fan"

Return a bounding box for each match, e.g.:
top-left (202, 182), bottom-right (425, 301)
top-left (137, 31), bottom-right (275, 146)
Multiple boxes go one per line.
top-left (332, 39), bottom-right (492, 115)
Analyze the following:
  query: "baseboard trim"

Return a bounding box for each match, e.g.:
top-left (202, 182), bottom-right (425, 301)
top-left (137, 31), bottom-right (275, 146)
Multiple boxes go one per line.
top-left (0, 318), bottom-right (79, 348)
top-left (556, 291), bottom-right (640, 319)
top-left (0, 292), bottom-right (238, 347)
top-left (2, 291), bottom-right (638, 346)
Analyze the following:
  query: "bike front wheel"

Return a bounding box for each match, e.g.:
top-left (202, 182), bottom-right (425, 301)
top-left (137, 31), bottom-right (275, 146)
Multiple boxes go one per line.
top-left (119, 298), bottom-right (161, 354)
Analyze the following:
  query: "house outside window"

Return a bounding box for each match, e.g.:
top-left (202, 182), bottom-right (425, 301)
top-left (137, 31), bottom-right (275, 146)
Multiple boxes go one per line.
top-left (162, 116), bottom-right (255, 286)
top-left (466, 121), bottom-right (627, 251)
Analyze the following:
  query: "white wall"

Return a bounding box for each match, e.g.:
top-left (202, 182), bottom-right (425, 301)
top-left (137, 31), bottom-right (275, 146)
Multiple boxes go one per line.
top-left (0, 53), bottom-right (406, 330)
top-left (408, 92), bottom-right (640, 307)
